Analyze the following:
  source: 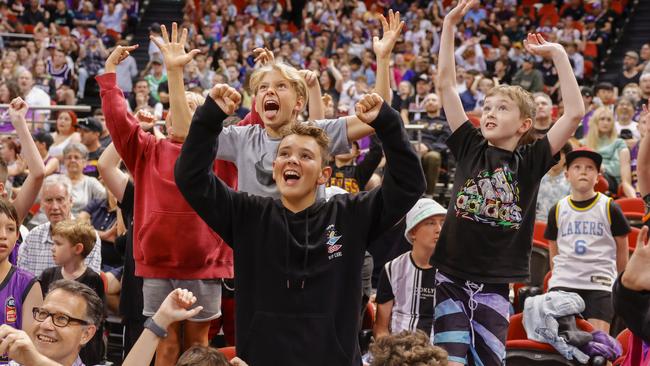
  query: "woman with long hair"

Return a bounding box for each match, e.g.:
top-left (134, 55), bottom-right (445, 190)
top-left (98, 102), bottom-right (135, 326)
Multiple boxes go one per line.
top-left (583, 106), bottom-right (633, 196)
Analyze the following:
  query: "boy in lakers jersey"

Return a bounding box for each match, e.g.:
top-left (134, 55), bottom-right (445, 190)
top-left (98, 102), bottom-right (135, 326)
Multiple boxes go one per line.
top-left (544, 147), bottom-right (630, 332)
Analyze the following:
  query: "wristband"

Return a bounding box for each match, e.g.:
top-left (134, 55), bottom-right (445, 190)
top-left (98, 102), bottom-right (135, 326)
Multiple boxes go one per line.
top-left (144, 317), bottom-right (168, 338)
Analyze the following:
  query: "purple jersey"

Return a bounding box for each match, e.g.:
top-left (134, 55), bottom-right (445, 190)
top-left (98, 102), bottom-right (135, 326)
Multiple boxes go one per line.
top-left (0, 266), bottom-right (36, 330)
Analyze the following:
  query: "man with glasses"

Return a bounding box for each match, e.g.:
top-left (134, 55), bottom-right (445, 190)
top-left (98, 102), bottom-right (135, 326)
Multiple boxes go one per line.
top-left (0, 280), bottom-right (103, 365)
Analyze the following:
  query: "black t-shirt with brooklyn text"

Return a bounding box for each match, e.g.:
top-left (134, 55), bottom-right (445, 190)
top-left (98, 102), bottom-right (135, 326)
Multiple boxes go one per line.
top-left (431, 121), bottom-right (557, 283)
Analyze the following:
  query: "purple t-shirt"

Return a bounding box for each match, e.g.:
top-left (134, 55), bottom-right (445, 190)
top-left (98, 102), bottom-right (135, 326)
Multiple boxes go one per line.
top-left (0, 266), bottom-right (36, 330)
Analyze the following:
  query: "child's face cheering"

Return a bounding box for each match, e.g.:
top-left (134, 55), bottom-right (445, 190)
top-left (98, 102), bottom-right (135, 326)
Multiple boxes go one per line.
top-left (273, 134), bottom-right (329, 205)
top-left (256, 72), bottom-right (304, 132)
top-left (0, 213), bottom-right (18, 263)
top-left (481, 95), bottom-right (531, 148)
top-left (565, 157), bottom-right (599, 194)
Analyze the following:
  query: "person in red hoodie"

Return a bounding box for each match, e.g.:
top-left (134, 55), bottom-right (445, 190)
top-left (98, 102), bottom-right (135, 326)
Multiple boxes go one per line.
top-left (97, 28), bottom-right (236, 365)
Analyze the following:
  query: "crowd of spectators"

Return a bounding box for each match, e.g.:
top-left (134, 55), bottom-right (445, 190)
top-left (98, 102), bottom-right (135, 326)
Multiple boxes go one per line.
top-left (1, 0), bottom-right (650, 365)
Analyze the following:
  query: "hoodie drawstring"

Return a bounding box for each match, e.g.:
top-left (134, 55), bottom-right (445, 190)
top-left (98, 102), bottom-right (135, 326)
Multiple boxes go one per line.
top-left (283, 209), bottom-right (310, 290)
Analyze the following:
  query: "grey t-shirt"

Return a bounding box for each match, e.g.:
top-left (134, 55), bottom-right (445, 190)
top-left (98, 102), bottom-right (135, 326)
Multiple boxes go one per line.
top-left (216, 119), bottom-right (350, 199)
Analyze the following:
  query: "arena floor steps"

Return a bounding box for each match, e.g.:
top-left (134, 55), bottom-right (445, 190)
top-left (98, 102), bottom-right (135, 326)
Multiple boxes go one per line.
top-left (599, 0), bottom-right (649, 83)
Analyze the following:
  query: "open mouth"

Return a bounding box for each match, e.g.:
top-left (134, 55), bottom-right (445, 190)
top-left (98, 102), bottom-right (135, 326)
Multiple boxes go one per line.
top-left (485, 121), bottom-right (497, 129)
top-left (264, 99), bottom-right (280, 120)
top-left (283, 169), bottom-right (301, 185)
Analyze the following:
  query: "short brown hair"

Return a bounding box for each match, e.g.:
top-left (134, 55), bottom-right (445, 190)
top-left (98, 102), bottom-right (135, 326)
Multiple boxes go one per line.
top-left (176, 345), bottom-right (230, 366)
top-left (280, 122), bottom-right (330, 165)
top-left (52, 219), bottom-right (96, 258)
top-left (486, 85), bottom-right (536, 121)
top-left (370, 330), bottom-right (448, 366)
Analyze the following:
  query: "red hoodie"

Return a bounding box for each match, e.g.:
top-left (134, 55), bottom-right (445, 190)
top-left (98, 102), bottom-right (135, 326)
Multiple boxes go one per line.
top-left (97, 73), bottom-right (235, 279)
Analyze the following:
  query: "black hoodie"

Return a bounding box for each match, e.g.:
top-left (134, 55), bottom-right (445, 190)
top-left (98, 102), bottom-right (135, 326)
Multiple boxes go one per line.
top-left (175, 97), bottom-right (425, 366)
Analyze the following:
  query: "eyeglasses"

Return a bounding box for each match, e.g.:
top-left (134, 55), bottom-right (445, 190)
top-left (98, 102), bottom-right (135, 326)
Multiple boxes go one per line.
top-left (32, 307), bottom-right (90, 327)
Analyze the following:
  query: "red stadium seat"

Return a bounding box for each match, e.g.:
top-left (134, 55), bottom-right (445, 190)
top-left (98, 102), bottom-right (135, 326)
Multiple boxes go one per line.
top-left (628, 226), bottom-right (641, 253)
top-left (595, 175), bottom-right (609, 194)
top-left (584, 41), bottom-right (599, 59)
top-left (507, 313), bottom-right (594, 356)
top-left (615, 197), bottom-right (645, 221)
top-left (617, 329), bottom-right (632, 359)
top-left (218, 346), bottom-right (236, 361)
top-left (361, 302), bottom-right (375, 330)
top-left (543, 271), bottom-right (551, 293)
top-left (533, 221), bottom-right (548, 245)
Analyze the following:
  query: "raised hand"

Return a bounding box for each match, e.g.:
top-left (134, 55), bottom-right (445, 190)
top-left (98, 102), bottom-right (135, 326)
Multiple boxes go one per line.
top-left (149, 23), bottom-right (200, 70)
top-left (0, 325), bottom-right (43, 365)
top-left (621, 226), bottom-right (650, 291)
top-left (298, 69), bottom-right (319, 89)
top-left (135, 109), bottom-right (156, 123)
top-left (355, 93), bottom-right (384, 124)
top-left (524, 33), bottom-right (564, 59)
top-left (151, 289), bottom-right (204, 329)
top-left (373, 9), bottom-right (404, 60)
top-left (7, 97), bottom-right (28, 125)
top-left (105, 44), bottom-right (139, 73)
top-left (444, 0), bottom-right (477, 26)
top-left (209, 84), bottom-right (242, 115)
top-left (253, 47), bottom-right (275, 66)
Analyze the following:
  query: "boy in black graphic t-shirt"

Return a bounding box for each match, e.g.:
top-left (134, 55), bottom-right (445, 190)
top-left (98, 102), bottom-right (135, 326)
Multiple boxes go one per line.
top-left (432, 1), bottom-right (585, 365)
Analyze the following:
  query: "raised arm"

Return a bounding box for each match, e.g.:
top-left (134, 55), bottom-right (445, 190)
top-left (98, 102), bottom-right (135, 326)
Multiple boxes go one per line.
top-left (100, 44), bottom-right (155, 171)
top-left (149, 23), bottom-right (200, 141)
top-left (97, 143), bottom-right (128, 202)
top-left (534, 33), bottom-right (586, 154)
top-left (437, 0), bottom-right (475, 132)
top-left (7, 98), bottom-right (45, 224)
top-left (122, 289), bottom-right (203, 366)
top-left (345, 10), bottom-right (403, 141)
top-left (354, 94), bottom-right (425, 235)
top-left (638, 103), bottom-right (650, 197)
top-left (299, 70), bottom-right (324, 120)
top-left (174, 84), bottom-right (242, 245)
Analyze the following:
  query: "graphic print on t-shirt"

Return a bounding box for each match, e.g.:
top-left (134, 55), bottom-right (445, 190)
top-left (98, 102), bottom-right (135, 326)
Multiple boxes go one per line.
top-left (254, 153), bottom-right (275, 186)
top-left (455, 166), bottom-right (522, 229)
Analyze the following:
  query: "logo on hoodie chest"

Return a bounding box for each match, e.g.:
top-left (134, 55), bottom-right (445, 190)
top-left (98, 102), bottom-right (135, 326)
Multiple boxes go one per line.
top-left (325, 224), bottom-right (343, 260)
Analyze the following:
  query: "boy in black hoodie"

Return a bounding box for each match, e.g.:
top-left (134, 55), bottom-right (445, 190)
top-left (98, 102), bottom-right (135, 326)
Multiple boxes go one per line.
top-left (174, 85), bottom-right (425, 366)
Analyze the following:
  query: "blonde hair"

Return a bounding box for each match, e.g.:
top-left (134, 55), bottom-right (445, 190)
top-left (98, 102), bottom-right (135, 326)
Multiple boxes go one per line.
top-left (585, 106), bottom-right (616, 149)
top-left (485, 85), bottom-right (536, 121)
top-left (52, 219), bottom-right (96, 258)
top-left (249, 61), bottom-right (308, 111)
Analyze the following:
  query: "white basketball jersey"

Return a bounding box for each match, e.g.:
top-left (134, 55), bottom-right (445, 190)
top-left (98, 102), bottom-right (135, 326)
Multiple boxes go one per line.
top-left (549, 193), bottom-right (617, 292)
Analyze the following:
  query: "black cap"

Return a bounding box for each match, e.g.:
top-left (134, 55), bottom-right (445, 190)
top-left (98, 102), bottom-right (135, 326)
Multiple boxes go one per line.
top-left (580, 86), bottom-right (594, 97)
top-left (77, 117), bottom-right (103, 133)
top-left (566, 147), bottom-right (602, 171)
top-left (417, 74), bottom-right (430, 82)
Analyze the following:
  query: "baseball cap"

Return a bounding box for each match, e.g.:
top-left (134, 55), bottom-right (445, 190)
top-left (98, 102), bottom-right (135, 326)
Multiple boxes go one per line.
top-left (77, 117), bottom-right (103, 133)
top-left (151, 54), bottom-right (163, 65)
top-left (565, 147), bottom-right (602, 171)
top-left (625, 51), bottom-right (640, 60)
top-left (404, 198), bottom-right (447, 244)
top-left (416, 74), bottom-right (430, 83)
top-left (580, 86), bottom-right (594, 97)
